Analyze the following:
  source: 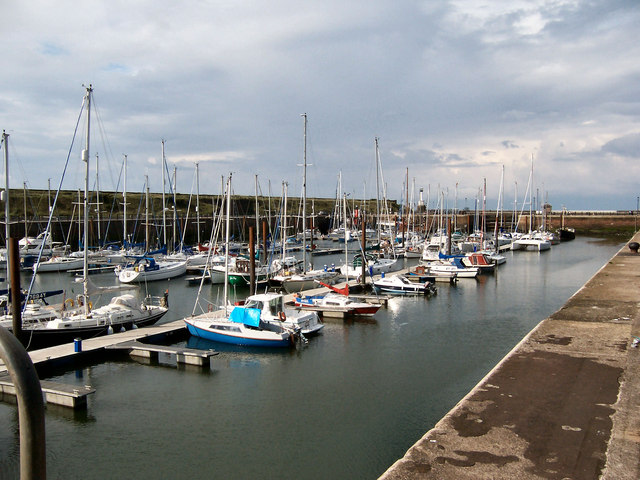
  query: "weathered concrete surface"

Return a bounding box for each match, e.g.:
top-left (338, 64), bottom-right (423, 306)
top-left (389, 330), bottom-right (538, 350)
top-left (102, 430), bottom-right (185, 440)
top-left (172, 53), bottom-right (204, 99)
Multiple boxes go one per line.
top-left (380, 238), bottom-right (640, 480)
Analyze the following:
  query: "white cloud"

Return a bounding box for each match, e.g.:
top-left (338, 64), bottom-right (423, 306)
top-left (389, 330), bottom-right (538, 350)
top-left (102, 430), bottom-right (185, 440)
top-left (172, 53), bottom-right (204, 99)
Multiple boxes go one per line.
top-left (0, 0), bottom-right (638, 210)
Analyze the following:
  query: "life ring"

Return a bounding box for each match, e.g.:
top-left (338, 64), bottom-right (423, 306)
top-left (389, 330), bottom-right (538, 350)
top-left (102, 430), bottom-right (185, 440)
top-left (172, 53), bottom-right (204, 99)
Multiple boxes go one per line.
top-left (207, 304), bottom-right (213, 312)
top-left (278, 311), bottom-right (286, 322)
top-left (65, 298), bottom-right (74, 308)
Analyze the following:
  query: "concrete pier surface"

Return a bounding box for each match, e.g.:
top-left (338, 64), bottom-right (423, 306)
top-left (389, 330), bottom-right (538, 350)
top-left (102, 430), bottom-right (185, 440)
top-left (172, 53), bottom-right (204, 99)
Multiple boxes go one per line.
top-left (380, 237), bottom-right (640, 480)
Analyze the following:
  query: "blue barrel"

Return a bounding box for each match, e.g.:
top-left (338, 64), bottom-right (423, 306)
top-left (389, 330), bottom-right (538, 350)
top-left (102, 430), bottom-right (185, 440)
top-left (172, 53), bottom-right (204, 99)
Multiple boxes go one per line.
top-left (74, 338), bottom-right (82, 353)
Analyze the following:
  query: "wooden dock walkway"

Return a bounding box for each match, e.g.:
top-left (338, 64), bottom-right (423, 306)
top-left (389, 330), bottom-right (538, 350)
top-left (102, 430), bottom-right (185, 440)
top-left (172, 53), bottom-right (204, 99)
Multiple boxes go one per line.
top-left (106, 340), bottom-right (218, 367)
top-left (0, 318), bottom-right (209, 409)
top-left (0, 276), bottom-right (393, 409)
top-left (0, 373), bottom-right (95, 409)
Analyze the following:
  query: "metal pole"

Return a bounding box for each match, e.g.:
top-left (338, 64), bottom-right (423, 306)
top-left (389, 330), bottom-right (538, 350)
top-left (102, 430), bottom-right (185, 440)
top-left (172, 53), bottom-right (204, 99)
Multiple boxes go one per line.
top-left (123, 154), bottom-right (127, 247)
top-left (301, 113), bottom-right (307, 273)
top-left (361, 210), bottom-right (366, 284)
top-left (9, 238), bottom-right (23, 344)
top-left (161, 140), bottom-right (167, 249)
top-left (196, 163), bottom-right (201, 246)
top-left (0, 237), bottom-right (46, 479)
top-left (145, 176), bottom-right (150, 250)
top-left (3, 130), bottom-right (10, 282)
top-left (249, 226), bottom-right (255, 295)
top-left (82, 86), bottom-right (91, 315)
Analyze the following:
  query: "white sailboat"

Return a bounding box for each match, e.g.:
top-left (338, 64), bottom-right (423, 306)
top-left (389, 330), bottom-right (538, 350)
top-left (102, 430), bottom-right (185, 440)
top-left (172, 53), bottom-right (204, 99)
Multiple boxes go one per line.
top-left (116, 142), bottom-right (187, 282)
top-left (282, 114), bottom-right (339, 293)
top-left (511, 158), bottom-right (551, 252)
top-left (184, 175), bottom-right (301, 347)
top-left (1, 86), bottom-right (168, 347)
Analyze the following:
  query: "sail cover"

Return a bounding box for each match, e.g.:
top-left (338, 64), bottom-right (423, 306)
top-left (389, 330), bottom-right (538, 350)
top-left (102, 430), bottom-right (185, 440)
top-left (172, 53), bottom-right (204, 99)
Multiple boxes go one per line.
top-left (229, 307), bottom-right (261, 328)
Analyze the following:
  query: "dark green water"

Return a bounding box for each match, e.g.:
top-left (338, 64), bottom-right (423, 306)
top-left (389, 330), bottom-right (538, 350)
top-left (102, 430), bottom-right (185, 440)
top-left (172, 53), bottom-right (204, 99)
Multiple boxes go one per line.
top-left (0, 236), bottom-right (625, 479)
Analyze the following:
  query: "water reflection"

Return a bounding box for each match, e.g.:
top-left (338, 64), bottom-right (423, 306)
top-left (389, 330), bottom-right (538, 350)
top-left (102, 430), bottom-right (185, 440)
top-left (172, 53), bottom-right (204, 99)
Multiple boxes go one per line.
top-left (0, 236), bottom-right (626, 479)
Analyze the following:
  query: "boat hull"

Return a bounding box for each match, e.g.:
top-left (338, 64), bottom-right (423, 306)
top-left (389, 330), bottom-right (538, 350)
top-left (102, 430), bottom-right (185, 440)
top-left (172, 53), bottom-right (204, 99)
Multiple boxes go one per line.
top-left (185, 318), bottom-right (292, 347)
top-left (24, 310), bottom-right (167, 349)
top-left (227, 272), bottom-right (268, 287)
top-left (118, 261), bottom-right (187, 283)
top-left (34, 257), bottom-right (84, 272)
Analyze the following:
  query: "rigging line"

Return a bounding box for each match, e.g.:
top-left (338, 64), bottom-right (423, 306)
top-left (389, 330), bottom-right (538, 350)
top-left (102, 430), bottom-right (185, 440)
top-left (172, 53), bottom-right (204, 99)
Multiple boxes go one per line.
top-left (192, 188), bottom-right (226, 316)
top-left (149, 190), bottom-right (164, 249)
top-left (24, 186), bottom-right (45, 232)
top-left (179, 167), bottom-right (198, 252)
top-left (101, 158), bottom-right (125, 244)
top-left (130, 181), bottom-right (146, 247)
top-left (91, 95), bottom-right (119, 189)
top-left (24, 92), bottom-right (86, 313)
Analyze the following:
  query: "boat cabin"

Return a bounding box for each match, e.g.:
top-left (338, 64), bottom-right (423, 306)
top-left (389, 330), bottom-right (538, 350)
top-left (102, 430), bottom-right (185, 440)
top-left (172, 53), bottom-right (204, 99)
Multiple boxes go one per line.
top-left (243, 293), bottom-right (285, 317)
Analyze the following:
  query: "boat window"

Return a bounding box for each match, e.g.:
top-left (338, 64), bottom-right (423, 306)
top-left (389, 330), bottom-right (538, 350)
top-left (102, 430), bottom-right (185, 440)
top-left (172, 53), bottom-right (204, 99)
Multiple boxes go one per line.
top-left (244, 300), bottom-right (260, 309)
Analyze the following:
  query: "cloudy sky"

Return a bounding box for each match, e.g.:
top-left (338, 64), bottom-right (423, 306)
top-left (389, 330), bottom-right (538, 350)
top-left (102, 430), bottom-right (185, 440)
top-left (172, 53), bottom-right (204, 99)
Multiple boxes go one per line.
top-left (1, 0), bottom-right (638, 211)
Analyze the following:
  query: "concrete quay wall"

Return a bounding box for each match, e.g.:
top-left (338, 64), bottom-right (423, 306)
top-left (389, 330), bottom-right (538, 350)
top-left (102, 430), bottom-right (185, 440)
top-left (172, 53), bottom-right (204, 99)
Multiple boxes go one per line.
top-left (380, 235), bottom-right (640, 480)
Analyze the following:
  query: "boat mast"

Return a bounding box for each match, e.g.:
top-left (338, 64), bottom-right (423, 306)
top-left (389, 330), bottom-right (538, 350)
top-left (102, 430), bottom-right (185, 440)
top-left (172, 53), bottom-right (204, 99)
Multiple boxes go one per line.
top-left (254, 174), bottom-right (259, 260)
top-left (281, 181), bottom-right (288, 262)
top-left (95, 153), bottom-right (101, 248)
top-left (301, 113), bottom-right (307, 273)
top-left (82, 85), bottom-right (92, 315)
top-left (513, 181), bottom-right (518, 232)
top-left (161, 139), bottom-right (167, 249)
top-left (529, 156), bottom-right (534, 233)
top-left (123, 154), bottom-right (128, 248)
top-left (47, 178), bottom-right (51, 217)
top-left (481, 177), bottom-right (486, 247)
top-left (454, 182), bottom-right (458, 233)
top-left (267, 180), bottom-right (272, 233)
top-left (173, 166), bottom-right (177, 252)
top-left (77, 189), bottom-right (81, 250)
top-left (403, 167), bottom-right (408, 247)
top-left (493, 165), bottom-right (504, 251)
top-left (343, 192), bottom-right (348, 282)
top-left (196, 162), bottom-right (201, 246)
top-left (375, 137), bottom-right (381, 246)
top-left (145, 175), bottom-right (150, 250)
top-left (23, 182), bottom-right (27, 242)
top-left (2, 131), bottom-right (9, 282)
top-left (223, 174), bottom-right (232, 307)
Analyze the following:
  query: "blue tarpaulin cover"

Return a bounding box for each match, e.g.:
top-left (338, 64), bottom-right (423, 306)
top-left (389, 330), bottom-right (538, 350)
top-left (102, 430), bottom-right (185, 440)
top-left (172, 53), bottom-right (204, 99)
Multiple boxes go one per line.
top-left (230, 307), bottom-right (261, 327)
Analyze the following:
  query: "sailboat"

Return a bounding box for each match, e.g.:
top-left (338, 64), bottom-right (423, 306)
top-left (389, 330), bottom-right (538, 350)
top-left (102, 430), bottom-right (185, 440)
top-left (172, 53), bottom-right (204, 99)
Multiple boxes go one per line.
top-left (116, 142), bottom-right (187, 282)
top-left (511, 157), bottom-right (551, 252)
top-left (184, 174), bottom-right (301, 347)
top-left (281, 114), bottom-right (339, 293)
top-left (0, 86), bottom-right (168, 347)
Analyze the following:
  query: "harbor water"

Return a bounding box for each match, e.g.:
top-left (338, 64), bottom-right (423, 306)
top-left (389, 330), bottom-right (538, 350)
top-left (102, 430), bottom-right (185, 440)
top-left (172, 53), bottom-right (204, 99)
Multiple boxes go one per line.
top-left (0, 236), bottom-right (625, 479)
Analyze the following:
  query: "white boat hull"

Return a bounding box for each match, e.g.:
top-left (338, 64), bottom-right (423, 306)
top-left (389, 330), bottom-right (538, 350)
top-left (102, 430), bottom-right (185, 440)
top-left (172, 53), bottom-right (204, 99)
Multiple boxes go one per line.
top-left (118, 261), bottom-right (187, 283)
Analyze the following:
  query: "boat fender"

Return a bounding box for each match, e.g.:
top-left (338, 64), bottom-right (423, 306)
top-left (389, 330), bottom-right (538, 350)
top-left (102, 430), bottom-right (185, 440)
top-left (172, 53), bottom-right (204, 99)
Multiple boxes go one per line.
top-left (207, 304), bottom-right (213, 312)
top-left (279, 311), bottom-right (286, 322)
top-left (88, 301), bottom-right (92, 311)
